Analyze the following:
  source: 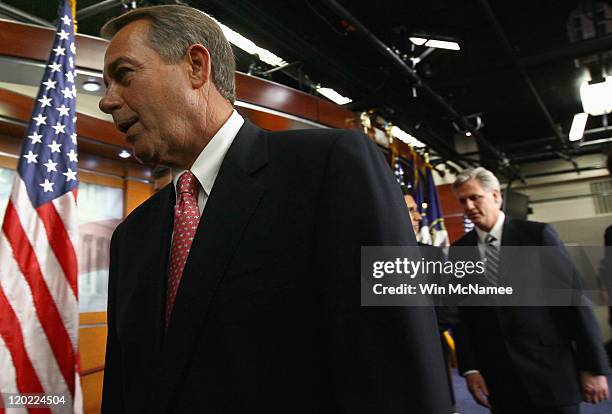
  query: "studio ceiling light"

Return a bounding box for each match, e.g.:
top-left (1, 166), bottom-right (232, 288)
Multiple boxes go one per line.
top-left (315, 87), bottom-right (352, 105)
top-left (391, 126), bottom-right (426, 148)
top-left (580, 77), bottom-right (612, 115)
top-left (215, 20), bottom-right (287, 67)
top-left (409, 36), bottom-right (460, 51)
top-left (210, 16), bottom-right (352, 106)
top-left (118, 150), bottom-right (131, 159)
top-left (569, 112), bottom-right (588, 142)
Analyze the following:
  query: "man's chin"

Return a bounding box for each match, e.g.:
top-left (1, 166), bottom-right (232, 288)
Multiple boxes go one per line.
top-left (132, 149), bottom-right (158, 166)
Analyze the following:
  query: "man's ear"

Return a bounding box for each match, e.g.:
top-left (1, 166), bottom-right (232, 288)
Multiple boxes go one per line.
top-left (186, 44), bottom-right (211, 88)
top-left (492, 189), bottom-right (503, 206)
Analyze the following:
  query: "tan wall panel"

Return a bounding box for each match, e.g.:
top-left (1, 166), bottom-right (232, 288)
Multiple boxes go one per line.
top-left (82, 370), bottom-right (104, 414)
top-left (0, 154), bottom-right (17, 169)
top-left (79, 326), bottom-right (107, 373)
top-left (80, 312), bottom-right (107, 325)
top-left (125, 180), bottom-right (154, 216)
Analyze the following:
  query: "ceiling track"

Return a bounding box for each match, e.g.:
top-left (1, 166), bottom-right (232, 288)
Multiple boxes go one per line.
top-left (321, 0), bottom-right (519, 178)
top-left (478, 0), bottom-right (566, 148)
top-left (76, 0), bottom-right (122, 21)
top-left (0, 1), bottom-right (53, 27)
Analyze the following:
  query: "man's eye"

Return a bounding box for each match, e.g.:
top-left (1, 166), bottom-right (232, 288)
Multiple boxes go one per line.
top-left (116, 68), bottom-right (131, 82)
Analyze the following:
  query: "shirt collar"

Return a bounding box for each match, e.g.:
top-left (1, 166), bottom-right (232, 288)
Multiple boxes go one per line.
top-left (475, 211), bottom-right (505, 244)
top-left (172, 110), bottom-right (244, 196)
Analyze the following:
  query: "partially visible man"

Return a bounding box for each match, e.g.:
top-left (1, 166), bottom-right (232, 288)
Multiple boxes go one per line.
top-left (450, 167), bottom-right (609, 414)
top-left (99, 5), bottom-right (452, 413)
top-left (402, 185), bottom-right (423, 238)
top-left (604, 147), bottom-right (612, 361)
top-left (402, 185), bottom-right (458, 410)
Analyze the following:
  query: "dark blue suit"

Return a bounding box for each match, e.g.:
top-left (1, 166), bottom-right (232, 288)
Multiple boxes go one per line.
top-left (450, 218), bottom-right (609, 412)
top-left (102, 120), bottom-right (453, 413)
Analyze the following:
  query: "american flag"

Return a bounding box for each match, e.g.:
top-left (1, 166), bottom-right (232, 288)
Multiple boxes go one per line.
top-left (0, 1), bottom-right (82, 413)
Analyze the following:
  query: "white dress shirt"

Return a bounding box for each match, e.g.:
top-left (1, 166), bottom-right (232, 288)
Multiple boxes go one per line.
top-left (475, 211), bottom-right (505, 259)
top-left (172, 110), bottom-right (244, 214)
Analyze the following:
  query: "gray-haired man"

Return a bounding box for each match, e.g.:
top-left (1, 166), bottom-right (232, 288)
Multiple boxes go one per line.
top-left (450, 167), bottom-right (609, 414)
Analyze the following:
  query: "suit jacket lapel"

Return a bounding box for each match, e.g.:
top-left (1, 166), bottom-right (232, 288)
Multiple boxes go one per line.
top-left (125, 185), bottom-right (173, 358)
top-left (155, 120), bottom-right (267, 412)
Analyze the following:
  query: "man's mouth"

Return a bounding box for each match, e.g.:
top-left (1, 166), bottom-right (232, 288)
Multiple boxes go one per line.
top-left (117, 117), bottom-right (138, 134)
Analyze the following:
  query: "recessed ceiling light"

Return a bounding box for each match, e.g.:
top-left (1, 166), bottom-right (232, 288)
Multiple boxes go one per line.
top-left (82, 80), bottom-right (101, 92)
top-left (118, 150), bottom-right (131, 159)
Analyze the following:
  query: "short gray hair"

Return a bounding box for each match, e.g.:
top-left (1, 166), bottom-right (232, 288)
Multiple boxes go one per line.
top-left (100, 4), bottom-right (236, 103)
top-left (453, 167), bottom-right (501, 193)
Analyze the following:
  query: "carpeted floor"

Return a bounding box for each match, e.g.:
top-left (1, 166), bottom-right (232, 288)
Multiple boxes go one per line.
top-left (451, 370), bottom-right (612, 414)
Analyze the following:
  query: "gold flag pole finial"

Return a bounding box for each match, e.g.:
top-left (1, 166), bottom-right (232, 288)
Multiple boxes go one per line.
top-left (69, 0), bottom-right (77, 32)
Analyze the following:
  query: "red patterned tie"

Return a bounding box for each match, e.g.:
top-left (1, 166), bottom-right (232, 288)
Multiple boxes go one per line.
top-left (165, 171), bottom-right (201, 328)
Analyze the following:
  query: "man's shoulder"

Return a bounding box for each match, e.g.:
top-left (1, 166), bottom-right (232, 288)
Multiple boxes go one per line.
top-left (506, 217), bottom-right (550, 236)
top-left (451, 230), bottom-right (477, 246)
top-left (605, 224), bottom-right (612, 245)
top-left (264, 127), bottom-right (372, 150)
top-left (117, 184), bottom-right (172, 230)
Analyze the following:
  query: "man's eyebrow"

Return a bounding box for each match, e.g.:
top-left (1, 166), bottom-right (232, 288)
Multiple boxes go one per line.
top-left (105, 57), bottom-right (139, 83)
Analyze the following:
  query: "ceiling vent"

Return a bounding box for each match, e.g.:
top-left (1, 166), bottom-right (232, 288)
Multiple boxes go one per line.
top-left (591, 179), bottom-right (612, 214)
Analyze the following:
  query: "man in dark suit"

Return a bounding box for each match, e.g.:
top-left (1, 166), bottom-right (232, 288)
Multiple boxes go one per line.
top-left (449, 167), bottom-right (609, 414)
top-left (604, 148), bottom-right (612, 361)
top-left (98, 5), bottom-right (452, 413)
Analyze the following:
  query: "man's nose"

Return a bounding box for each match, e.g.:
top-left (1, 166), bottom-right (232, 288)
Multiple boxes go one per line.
top-left (464, 199), bottom-right (475, 211)
top-left (99, 87), bottom-right (122, 114)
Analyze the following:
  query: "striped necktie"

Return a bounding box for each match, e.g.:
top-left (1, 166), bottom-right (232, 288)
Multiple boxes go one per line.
top-left (484, 234), bottom-right (500, 286)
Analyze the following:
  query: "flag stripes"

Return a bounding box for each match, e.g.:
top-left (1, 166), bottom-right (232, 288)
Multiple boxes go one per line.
top-left (37, 201), bottom-right (78, 297)
top-left (2, 200), bottom-right (74, 396)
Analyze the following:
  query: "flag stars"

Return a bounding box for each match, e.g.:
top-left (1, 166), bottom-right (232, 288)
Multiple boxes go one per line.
top-left (51, 123), bottom-right (66, 135)
top-left (38, 96), bottom-right (52, 108)
top-left (40, 179), bottom-right (55, 192)
top-left (70, 133), bottom-right (77, 144)
top-left (48, 62), bottom-right (62, 73)
top-left (67, 149), bottom-right (78, 162)
top-left (70, 42), bottom-right (76, 54)
top-left (61, 87), bottom-right (74, 99)
top-left (68, 57), bottom-right (74, 68)
top-left (53, 46), bottom-right (65, 56)
top-left (60, 15), bottom-right (71, 25)
top-left (28, 132), bottom-right (43, 144)
top-left (62, 168), bottom-right (77, 182)
top-left (43, 159), bottom-right (58, 172)
top-left (56, 105), bottom-right (70, 117)
top-left (33, 114), bottom-right (46, 126)
top-left (48, 140), bottom-right (62, 153)
top-left (65, 72), bottom-right (74, 83)
top-left (43, 79), bottom-right (56, 90)
top-left (23, 151), bottom-right (38, 164)
top-left (57, 30), bottom-right (69, 40)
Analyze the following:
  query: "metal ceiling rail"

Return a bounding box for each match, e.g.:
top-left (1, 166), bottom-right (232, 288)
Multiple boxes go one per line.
top-left (478, 0), bottom-right (565, 147)
top-left (0, 1), bottom-right (53, 27)
top-left (520, 32), bottom-right (612, 68)
top-left (76, 0), bottom-right (122, 21)
top-left (206, 0), bottom-right (469, 167)
top-left (321, 0), bottom-right (518, 177)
